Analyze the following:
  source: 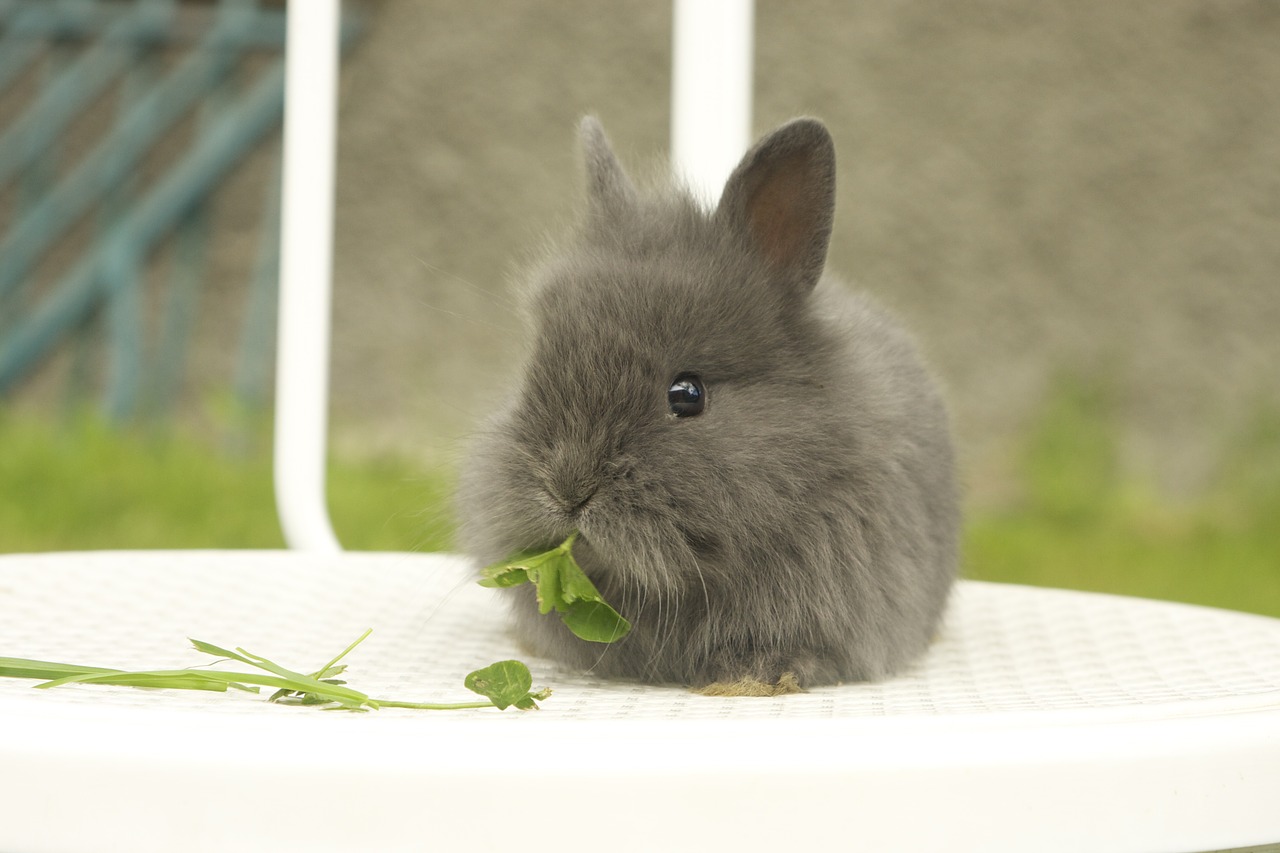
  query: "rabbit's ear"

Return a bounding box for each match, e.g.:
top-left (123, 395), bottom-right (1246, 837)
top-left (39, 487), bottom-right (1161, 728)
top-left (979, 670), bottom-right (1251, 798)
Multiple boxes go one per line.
top-left (715, 119), bottom-right (835, 294)
top-left (580, 116), bottom-right (637, 220)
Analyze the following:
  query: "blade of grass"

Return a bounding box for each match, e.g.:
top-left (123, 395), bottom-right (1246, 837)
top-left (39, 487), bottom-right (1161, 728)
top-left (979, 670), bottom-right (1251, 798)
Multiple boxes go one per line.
top-left (187, 639), bottom-right (250, 661)
top-left (0, 657), bottom-right (122, 680)
top-left (4, 657), bottom-right (260, 693)
top-left (34, 670), bottom-right (375, 709)
top-left (256, 632), bottom-right (367, 702)
top-left (309, 628), bottom-right (372, 680)
top-left (269, 631), bottom-right (371, 704)
top-left (35, 669), bottom-right (295, 693)
top-left (233, 646), bottom-right (334, 684)
top-left (372, 699), bottom-right (500, 710)
top-left (188, 638), bottom-right (370, 705)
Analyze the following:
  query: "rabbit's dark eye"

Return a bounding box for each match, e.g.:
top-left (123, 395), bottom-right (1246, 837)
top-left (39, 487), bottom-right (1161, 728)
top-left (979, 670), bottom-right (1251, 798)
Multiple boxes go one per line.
top-left (668, 373), bottom-right (705, 417)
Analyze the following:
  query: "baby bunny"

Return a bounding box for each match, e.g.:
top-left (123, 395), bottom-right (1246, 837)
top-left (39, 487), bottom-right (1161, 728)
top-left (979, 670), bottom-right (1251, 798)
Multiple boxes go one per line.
top-left (457, 117), bottom-right (959, 691)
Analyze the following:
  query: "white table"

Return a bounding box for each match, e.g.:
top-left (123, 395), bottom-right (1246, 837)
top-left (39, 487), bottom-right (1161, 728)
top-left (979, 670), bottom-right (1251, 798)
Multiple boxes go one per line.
top-left (2, 550), bottom-right (1279, 853)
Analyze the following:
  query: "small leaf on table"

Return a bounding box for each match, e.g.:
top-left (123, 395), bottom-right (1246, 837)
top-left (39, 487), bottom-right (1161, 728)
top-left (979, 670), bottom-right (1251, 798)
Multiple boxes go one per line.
top-left (464, 659), bottom-right (538, 710)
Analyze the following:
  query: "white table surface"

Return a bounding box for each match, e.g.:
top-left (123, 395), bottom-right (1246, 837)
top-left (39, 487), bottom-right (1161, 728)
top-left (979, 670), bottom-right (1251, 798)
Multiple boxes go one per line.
top-left (2, 549), bottom-right (1279, 853)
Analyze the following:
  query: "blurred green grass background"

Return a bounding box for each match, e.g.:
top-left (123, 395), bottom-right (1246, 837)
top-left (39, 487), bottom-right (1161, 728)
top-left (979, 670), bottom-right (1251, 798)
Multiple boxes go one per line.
top-left (965, 377), bottom-right (1280, 618)
top-left (2, 374), bottom-right (1276, 618)
top-left (0, 407), bottom-right (454, 555)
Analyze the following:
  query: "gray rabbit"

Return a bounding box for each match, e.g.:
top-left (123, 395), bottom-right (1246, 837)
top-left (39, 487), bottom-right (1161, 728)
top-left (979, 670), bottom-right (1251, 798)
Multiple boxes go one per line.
top-left (457, 117), bottom-right (959, 692)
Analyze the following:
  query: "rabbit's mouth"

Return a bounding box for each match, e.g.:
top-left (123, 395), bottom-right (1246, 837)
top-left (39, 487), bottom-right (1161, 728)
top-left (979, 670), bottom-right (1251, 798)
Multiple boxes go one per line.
top-left (561, 489), bottom-right (596, 518)
top-left (537, 481), bottom-right (596, 523)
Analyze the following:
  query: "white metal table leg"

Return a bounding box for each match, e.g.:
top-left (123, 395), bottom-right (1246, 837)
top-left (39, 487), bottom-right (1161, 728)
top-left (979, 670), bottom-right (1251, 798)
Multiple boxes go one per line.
top-left (274, 0), bottom-right (341, 552)
top-left (671, 0), bottom-right (755, 205)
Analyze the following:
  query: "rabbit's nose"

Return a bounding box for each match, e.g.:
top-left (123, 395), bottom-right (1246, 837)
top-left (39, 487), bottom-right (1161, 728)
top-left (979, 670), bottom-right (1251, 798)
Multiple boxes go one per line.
top-left (552, 486), bottom-right (596, 516)
top-left (545, 473), bottom-right (597, 516)
top-left (544, 443), bottom-right (601, 516)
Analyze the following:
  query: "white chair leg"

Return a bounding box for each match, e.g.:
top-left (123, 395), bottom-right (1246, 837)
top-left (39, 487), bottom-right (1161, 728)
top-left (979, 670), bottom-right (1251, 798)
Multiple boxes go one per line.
top-left (274, 0), bottom-right (341, 552)
top-left (671, 0), bottom-right (755, 206)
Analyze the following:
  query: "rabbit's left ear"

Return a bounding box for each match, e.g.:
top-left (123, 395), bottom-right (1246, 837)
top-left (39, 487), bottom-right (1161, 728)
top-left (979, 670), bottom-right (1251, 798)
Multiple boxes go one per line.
top-left (579, 116), bottom-right (637, 221)
top-left (715, 118), bottom-right (835, 294)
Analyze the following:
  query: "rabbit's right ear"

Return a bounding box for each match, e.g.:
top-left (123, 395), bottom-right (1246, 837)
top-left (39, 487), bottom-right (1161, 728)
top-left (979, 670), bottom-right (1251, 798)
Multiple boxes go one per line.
top-left (580, 116), bottom-right (637, 221)
top-left (715, 118), bottom-right (836, 296)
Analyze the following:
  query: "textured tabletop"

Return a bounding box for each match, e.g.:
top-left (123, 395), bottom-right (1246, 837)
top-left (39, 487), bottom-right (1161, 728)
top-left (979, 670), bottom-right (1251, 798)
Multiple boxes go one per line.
top-left (4, 550), bottom-right (1280, 853)
top-left (3, 549), bottom-right (1279, 723)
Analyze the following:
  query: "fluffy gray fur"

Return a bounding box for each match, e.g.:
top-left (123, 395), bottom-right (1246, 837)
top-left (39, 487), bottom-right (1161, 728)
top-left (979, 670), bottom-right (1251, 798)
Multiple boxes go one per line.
top-left (457, 117), bottom-right (959, 687)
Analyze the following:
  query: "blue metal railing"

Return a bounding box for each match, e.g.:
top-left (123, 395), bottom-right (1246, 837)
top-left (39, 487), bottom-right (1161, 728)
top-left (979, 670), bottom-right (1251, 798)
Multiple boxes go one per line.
top-left (0, 0), bottom-right (359, 419)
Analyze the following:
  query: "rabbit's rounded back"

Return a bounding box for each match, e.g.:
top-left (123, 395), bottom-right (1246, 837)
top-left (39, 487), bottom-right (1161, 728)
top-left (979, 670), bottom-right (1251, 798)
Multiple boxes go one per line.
top-left (457, 117), bottom-right (959, 688)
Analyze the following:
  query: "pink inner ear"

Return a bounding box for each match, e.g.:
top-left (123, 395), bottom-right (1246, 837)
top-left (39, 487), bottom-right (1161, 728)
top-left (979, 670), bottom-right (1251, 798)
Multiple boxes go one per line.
top-left (745, 152), bottom-right (820, 272)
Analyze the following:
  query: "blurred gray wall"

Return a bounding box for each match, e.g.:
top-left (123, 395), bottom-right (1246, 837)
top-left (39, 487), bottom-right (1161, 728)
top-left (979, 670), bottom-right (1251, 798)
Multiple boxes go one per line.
top-left (14, 1), bottom-right (1272, 508)
top-left (321, 0), bottom-right (1278, 505)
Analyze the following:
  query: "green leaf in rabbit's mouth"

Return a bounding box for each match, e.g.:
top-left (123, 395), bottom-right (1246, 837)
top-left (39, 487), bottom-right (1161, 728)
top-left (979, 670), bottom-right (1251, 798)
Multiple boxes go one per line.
top-left (478, 532), bottom-right (632, 644)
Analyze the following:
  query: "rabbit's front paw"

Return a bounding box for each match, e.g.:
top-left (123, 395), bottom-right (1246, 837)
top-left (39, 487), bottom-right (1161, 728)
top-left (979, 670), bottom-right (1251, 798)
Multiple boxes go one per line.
top-left (694, 671), bottom-right (803, 697)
